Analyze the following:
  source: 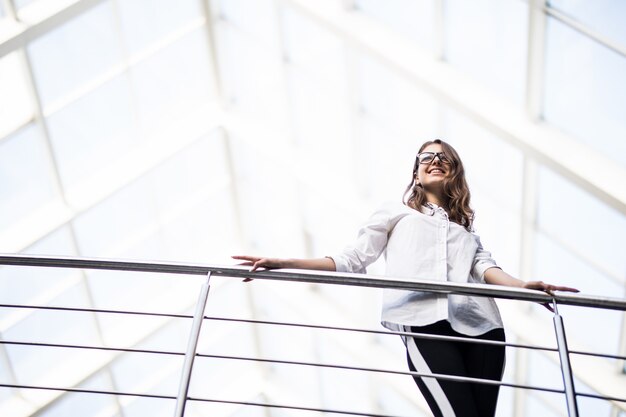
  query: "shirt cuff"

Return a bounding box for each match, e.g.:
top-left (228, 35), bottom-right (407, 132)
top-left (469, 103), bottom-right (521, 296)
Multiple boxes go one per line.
top-left (326, 255), bottom-right (350, 273)
top-left (474, 263), bottom-right (500, 282)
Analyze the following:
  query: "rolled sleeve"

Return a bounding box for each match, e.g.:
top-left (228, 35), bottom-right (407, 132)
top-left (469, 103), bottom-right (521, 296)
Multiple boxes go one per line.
top-left (327, 203), bottom-right (398, 274)
top-left (471, 237), bottom-right (500, 282)
top-left (328, 253), bottom-right (364, 274)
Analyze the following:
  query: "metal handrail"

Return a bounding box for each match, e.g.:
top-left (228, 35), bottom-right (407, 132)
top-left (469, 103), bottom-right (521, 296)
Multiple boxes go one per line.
top-left (1, 254), bottom-right (625, 310)
top-left (1, 253), bottom-right (626, 417)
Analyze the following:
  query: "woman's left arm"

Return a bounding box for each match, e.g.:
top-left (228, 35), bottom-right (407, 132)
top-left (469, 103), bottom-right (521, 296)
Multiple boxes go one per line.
top-left (484, 267), bottom-right (579, 294)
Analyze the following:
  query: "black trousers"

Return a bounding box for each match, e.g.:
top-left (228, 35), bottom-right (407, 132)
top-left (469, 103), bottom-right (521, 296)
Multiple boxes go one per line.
top-left (403, 320), bottom-right (506, 417)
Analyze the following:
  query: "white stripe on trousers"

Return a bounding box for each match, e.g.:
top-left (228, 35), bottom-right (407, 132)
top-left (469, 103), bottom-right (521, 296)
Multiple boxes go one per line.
top-left (403, 325), bottom-right (456, 417)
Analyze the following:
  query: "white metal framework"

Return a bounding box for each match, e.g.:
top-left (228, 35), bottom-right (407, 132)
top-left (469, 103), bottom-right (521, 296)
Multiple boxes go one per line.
top-left (0, 0), bottom-right (625, 416)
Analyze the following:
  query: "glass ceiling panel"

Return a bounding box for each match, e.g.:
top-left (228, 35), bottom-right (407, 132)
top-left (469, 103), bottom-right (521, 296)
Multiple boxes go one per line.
top-left (0, 124), bottom-right (56, 233)
top-left (46, 74), bottom-right (136, 191)
top-left (27, 1), bottom-right (122, 109)
top-left (116, 0), bottom-right (203, 56)
top-left (574, 373), bottom-right (614, 416)
top-left (229, 136), bottom-right (306, 255)
top-left (285, 68), bottom-right (351, 166)
top-left (150, 134), bottom-right (229, 215)
top-left (110, 350), bottom-right (182, 396)
top-left (548, 0), bottom-right (626, 47)
top-left (5, 312), bottom-right (101, 390)
top-left (280, 5), bottom-right (347, 86)
top-left (129, 28), bottom-right (216, 136)
top-left (120, 396), bottom-right (174, 417)
top-left (444, 0), bottom-right (528, 105)
top-left (0, 362), bottom-right (13, 404)
top-left (0, 51), bottom-right (32, 137)
top-left (355, 53), bottom-right (440, 139)
top-left (544, 17), bottom-right (626, 167)
top-left (13, 0), bottom-right (37, 10)
top-left (213, 22), bottom-right (288, 132)
top-left (354, 0), bottom-right (437, 52)
top-left (537, 165), bottom-right (626, 280)
top-left (72, 170), bottom-right (156, 257)
top-left (37, 373), bottom-right (118, 417)
top-left (214, 0), bottom-right (279, 49)
top-left (354, 118), bottom-right (414, 202)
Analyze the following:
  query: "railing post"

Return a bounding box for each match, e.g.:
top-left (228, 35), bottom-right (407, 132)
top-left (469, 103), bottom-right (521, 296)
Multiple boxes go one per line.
top-left (174, 272), bottom-right (212, 417)
top-left (552, 299), bottom-right (579, 417)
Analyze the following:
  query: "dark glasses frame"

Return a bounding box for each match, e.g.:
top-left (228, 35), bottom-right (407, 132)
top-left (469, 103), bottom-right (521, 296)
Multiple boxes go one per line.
top-left (416, 152), bottom-right (451, 165)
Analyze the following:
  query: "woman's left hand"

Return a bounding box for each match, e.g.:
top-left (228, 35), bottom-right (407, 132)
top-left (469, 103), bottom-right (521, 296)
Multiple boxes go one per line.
top-left (522, 281), bottom-right (579, 312)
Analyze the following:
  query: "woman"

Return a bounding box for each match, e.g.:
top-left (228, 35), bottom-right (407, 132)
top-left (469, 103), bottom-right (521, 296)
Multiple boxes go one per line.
top-left (233, 139), bottom-right (578, 417)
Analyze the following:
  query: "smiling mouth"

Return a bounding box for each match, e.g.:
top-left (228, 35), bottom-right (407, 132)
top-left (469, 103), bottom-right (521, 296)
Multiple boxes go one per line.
top-left (428, 168), bottom-right (446, 174)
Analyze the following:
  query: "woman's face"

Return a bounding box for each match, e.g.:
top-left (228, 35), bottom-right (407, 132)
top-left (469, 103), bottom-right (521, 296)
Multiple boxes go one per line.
top-left (416, 143), bottom-right (451, 189)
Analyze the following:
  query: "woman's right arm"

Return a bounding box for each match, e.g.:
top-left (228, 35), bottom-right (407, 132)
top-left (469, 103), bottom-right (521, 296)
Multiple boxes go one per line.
top-left (231, 255), bottom-right (336, 272)
top-left (233, 202), bottom-right (398, 276)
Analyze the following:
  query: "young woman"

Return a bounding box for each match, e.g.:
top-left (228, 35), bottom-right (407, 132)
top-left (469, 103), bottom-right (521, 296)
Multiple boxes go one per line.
top-left (233, 139), bottom-right (578, 417)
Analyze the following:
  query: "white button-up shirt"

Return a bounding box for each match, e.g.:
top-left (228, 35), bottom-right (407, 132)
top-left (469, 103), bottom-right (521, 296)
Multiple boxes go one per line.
top-left (330, 201), bottom-right (504, 336)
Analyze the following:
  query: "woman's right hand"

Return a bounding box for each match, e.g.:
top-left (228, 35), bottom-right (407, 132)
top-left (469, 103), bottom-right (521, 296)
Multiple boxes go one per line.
top-left (232, 256), bottom-right (336, 282)
top-left (231, 255), bottom-right (288, 281)
top-left (232, 255), bottom-right (287, 271)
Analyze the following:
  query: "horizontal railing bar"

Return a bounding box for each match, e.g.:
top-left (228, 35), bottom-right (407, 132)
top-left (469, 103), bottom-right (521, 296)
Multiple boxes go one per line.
top-left (577, 391), bottom-right (626, 404)
top-left (0, 382), bottom-right (401, 417)
top-left (2, 303), bottom-right (622, 362)
top-left (0, 339), bottom-right (559, 393)
top-left (0, 304), bottom-right (626, 360)
top-left (215, 314), bottom-right (624, 360)
top-left (2, 366), bottom-right (624, 406)
top-left (569, 349), bottom-right (626, 361)
top-left (0, 303), bottom-right (193, 319)
top-left (195, 352), bottom-right (565, 395)
top-left (1, 254), bottom-right (624, 310)
top-left (204, 315), bottom-right (559, 352)
top-left (187, 396), bottom-right (404, 417)
top-left (0, 340), bottom-right (184, 357)
top-left (0, 383), bottom-right (175, 400)
top-left (5, 381), bottom-right (623, 415)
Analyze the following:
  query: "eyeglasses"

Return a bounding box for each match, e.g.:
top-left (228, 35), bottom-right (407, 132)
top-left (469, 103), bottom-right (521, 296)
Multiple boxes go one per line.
top-left (416, 152), bottom-right (451, 165)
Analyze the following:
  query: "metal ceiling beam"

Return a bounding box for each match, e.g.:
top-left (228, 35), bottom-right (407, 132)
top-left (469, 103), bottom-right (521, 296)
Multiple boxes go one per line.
top-left (0, 0), bottom-right (107, 59)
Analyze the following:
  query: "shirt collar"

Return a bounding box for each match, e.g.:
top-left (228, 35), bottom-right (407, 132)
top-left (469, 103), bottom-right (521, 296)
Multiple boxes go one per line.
top-left (421, 203), bottom-right (437, 216)
top-left (422, 202), bottom-right (448, 219)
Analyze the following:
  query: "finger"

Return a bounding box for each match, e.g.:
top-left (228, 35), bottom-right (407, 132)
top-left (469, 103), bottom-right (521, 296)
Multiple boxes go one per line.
top-left (250, 260), bottom-right (266, 272)
top-left (542, 302), bottom-right (554, 313)
top-left (553, 286), bottom-right (580, 293)
top-left (236, 262), bottom-right (253, 266)
top-left (232, 255), bottom-right (258, 262)
top-left (242, 278), bottom-right (254, 282)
